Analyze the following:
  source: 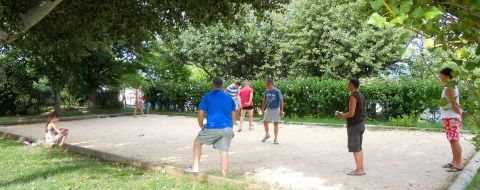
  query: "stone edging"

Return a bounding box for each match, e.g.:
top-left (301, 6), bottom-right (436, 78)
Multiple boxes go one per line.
top-left (448, 152), bottom-right (480, 190)
top-left (0, 112), bottom-right (132, 126)
top-left (0, 131), bottom-right (265, 190)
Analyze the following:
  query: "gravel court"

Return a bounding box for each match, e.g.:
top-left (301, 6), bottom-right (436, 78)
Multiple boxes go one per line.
top-left (0, 114), bottom-right (475, 190)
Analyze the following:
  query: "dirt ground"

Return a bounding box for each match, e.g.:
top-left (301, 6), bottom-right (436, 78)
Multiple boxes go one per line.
top-left (0, 115), bottom-right (475, 190)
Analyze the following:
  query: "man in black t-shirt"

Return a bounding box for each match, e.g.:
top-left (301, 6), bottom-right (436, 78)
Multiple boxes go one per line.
top-left (336, 78), bottom-right (366, 176)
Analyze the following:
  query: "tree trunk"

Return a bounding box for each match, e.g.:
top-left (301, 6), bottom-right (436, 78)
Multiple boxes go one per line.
top-left (88, 88), bottom-right (97, 108)
top-left (52, 84), bottom-right (62, 115)
top-left (0, 0), bottom-right (64, 44)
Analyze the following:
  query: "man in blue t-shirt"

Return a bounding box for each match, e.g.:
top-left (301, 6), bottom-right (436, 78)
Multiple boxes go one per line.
top-left (186, 76), bottom-right (236, 177)
top-left (261, 79), bottom-right (284, 145)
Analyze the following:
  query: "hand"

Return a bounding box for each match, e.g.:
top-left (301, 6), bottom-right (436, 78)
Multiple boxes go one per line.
top-left (280, 111), bottom-right (285, 117)
top-left (335, 111), bottom-right (342, 117)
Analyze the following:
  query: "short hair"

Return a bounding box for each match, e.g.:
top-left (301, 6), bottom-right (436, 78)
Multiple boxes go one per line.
top-left (234, 79), bottom-right (241, 86)
top-left (243, 80), bottom-right (251, 86)
top-left (349, 78), bottom-right (360, 89)
top-left (266, 79), bottom-right (274, 85)
top-left (440, 67), bottom-right (453, 79)
top-left (212, 76), bottom-right (224, 88)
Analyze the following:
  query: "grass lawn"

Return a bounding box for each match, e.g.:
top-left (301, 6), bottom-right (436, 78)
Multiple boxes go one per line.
top-left (466, 173), bottom-right (480, 190)
top-left (0, 138), bottom-right (242, 190)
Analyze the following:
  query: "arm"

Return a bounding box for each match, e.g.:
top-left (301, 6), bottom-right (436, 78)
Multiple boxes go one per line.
top-left (339, 96), bottom-right (357, 120)
top-left (197, 110), bottom-right (205, 129)
top-left (445, 88), bottom-right (462, 115)
top-left (248, 91), bottom-right (253, 105)
top-left (261, 98), bottom-right (266, 113)
top-left (280, 99), bottom-right (285, 117)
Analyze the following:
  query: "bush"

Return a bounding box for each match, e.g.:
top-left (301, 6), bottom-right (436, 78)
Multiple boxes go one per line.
top-left (146, 77), bottom-right (444, 119)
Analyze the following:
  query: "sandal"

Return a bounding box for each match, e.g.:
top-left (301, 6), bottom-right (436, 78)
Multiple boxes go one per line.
top-left (347, 171), bottom-right (366, 176)
top-left (442, 163), bottom-right (454, 168)
top-left (184, 167), bottom-right (199, 174)
top-left (446, 167), bottom-right (463, 172)
top-left (238, 128), bottom-right (242, 132)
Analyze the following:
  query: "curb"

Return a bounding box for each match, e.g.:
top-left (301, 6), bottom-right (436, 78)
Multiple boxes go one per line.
top-left (0, 131), bottom-right (266, 190)
top-left (448, 152), bottom-right (480, 190)
top-left (0, 112), bottom-right (132, 126)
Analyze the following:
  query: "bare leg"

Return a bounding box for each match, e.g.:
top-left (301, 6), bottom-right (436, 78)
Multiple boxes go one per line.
top-left (140, 102), bottom-right (144, 116)
top-left (233, 110), bottom-right (239, 125)
top-left (220, 151), bottom-right (229, 177)
top-left (239, 109), bottom-right (246, 130)
top-left (450, 141), bottom-right (463, 168)
top-left (263, 121), bottom-right (269, 136)
top-left (353, 151), bottom-right (365, 173)
top-left (58, 129), bottom-right (69, 146)
top-left (191, 140), bottom-right (203, 172)
top-left (274, 122), bottom-right (279, 139)
top-left (248, 110), bottom-right (254, 129)
top-left (133, 105), bottom-right (137, 117)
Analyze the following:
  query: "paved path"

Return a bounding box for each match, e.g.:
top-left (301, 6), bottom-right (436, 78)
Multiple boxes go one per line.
top-left (1, 115), bottom-right (475, 190)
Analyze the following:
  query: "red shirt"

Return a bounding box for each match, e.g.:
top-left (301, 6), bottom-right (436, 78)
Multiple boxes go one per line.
top-left (239, 86), bottom-right (254, 107)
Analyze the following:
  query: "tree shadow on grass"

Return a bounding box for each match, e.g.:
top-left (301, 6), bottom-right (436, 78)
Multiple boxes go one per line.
top-left (0, 163), bottom-right (89, 188)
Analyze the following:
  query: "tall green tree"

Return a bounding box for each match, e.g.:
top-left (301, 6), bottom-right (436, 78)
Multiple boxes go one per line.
top-left (170, 18), bottom-right (283, 79)
top-left (279, 0), bottom-right (411, 78)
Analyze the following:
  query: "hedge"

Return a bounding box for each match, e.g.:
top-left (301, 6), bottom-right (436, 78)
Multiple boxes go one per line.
top-left (146, 78), bottom-right (444, 119)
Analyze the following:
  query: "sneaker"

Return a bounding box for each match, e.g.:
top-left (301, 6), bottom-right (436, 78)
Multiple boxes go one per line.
top-left (274, 139), bottom-right (279, 145)
top-left (262, 134), bottom-right (271, 142)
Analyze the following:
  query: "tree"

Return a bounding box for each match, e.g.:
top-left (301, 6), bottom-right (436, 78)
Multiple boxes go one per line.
top-left (278, 0), bottom-right (411, 79)
top-left (366, 0), bottom-right (480, 147)
top-left (170, 18), bottom-right (282, 79)
top-left (1, 0), bottom-right (288, 114)
top-left (68, 51), bottom-right (136, 107)
top-left (0, 48), bottom-right (51, 114)
top-left (0, 0), bottom-right (64, 44)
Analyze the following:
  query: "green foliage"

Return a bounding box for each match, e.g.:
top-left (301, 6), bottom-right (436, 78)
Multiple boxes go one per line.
top-left (165, 0), bottom-right (410, 79)
top-left (148, 77), bottom-right (442, 119)
top-left (168, 8), bottom-right (284, 79)
top-left (0, 49), bottom-right (52, 115)
top-left (274, 0), bottom-right (411, 78)
top-left (367, 0), bottom-right (480, 148)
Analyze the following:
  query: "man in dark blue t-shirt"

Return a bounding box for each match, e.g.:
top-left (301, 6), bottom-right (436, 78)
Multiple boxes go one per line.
top-left (186, 76), bottom-right (236, 176)
top-left (261, 79), bottom-right (284, 145)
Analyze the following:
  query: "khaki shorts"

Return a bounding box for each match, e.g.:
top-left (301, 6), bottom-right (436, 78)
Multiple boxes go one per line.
top-left (264, 108), bottom-right (281, 122)
top-left (195, 128), bottom-right (234, 151)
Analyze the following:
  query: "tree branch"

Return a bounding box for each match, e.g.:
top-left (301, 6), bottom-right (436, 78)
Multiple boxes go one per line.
top-left (0, 0), bottom-right (64, 44)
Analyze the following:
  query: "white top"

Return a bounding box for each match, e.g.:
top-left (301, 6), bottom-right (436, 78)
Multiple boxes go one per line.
top-left (440, 87), bottom-right (461, 119)
top-left (135, 89), bottom-right (143, 100)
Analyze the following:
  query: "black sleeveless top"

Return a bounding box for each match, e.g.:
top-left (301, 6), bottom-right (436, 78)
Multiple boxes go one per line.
top-left (347, 91), bottom-right (365, 127)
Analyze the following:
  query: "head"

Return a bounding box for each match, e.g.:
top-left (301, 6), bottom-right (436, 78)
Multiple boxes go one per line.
top-left (137, 85), bottom-right (142, 90)
top-left (212, 76), bottom-right (225, 89)
top-left (233, 79), bottom-right (241, 87)
top-left (439, 67), bottom-right (453, 85)
top-left (49, 113), bottom-right (59, 123)
top-left (265, 79), bottom-right (274, 89)
top-left (45, 114), bottom-right (59, 132)
top-left (243, 80), bottom-right (251, 87)
top-left (348, 78), bottom-right (360, 92)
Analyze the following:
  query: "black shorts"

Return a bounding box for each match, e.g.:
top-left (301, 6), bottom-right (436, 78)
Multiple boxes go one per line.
top-left (242, 106), bottom-right (254, 110)
top-left (347, 122), bottom-right (365, 152)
